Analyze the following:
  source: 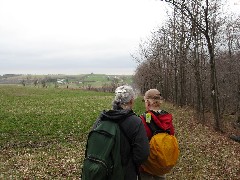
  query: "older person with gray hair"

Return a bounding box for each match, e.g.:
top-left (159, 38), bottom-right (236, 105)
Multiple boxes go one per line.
top-left (92, 85), bottom-right (150, 180)
top-left (112, 85), bottom-right (136, 110)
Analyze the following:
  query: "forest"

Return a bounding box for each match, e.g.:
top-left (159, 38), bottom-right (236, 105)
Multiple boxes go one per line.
top-left (133, 0), bottom-right (240, 135)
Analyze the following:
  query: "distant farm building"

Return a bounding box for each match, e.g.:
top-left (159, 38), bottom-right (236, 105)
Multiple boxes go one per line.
top-left (57, 79), bottom-right (66, 84)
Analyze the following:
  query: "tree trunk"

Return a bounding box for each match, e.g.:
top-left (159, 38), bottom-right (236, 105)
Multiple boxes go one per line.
top-left (236, 74), bottom-right (240, 123)
top-left (206, 35), bottom-right (221, 130)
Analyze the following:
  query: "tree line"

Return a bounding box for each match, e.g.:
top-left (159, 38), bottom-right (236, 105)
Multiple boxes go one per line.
top-left (133, 0), bottom-right (240, 132)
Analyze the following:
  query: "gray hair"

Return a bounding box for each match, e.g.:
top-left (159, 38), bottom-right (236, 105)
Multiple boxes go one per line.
top-left (112, 85), bottom-right (135, 110)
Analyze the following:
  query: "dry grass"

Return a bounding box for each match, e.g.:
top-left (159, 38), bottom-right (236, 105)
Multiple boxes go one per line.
top-left (164, 104), bottom-right (240, 180)
top-left (0, 86), bottom-right (239, 179)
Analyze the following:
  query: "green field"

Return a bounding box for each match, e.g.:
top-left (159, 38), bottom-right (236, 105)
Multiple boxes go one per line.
top-left (0, 85), bottom-right (144, 178)
top-left (0, 85), bottom-right (239, 179)
top-left (0, 74), bottom-right (133, 89)
top-left (0, 85), bottom-right (113, 144)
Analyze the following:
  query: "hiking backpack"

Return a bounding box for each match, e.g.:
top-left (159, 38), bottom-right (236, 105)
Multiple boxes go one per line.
top-left (140, 110), bottom-right (179, 176)
top-left (81, 113), bottom-right (126, 180)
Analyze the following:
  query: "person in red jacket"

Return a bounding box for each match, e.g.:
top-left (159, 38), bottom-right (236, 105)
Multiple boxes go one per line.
top-left (140, 89), bottom-right (175, 180)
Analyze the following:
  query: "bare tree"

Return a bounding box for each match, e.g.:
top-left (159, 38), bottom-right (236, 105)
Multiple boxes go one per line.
top-left (162, 0), bottom-right (222, 130)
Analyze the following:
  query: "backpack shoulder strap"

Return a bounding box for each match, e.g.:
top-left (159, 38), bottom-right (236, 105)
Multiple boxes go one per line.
top-left (140, 113), bottom-right (152, 139)
top-left (141, 111), bottom-right (171, 136)
top-left (159, 110), bottom-right (169, 114)
top-left (145, 112), bottom-right (163, 135)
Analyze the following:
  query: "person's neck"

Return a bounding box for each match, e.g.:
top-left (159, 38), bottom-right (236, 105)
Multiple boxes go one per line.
top-left (121, 104), bottom-right (132, 110)
top-left (148, 108), bottom-right (161, 112)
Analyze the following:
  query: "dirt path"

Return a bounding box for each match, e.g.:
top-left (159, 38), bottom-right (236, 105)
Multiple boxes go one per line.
top-left (165, 105), bottom-right (240, 179)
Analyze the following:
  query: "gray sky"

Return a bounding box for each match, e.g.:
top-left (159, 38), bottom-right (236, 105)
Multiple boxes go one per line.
top-left (0, 0), bottom-right (169, 75)
top-left (0, 0), bottom-right (239, 75)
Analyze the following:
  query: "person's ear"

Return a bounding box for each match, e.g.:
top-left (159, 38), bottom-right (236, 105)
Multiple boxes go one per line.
top-left (145, 99), bottom-right (151, 110)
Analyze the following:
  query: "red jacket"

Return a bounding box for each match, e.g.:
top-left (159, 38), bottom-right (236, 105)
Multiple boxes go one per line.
top-left (140, 110), bottom-right (174, 139)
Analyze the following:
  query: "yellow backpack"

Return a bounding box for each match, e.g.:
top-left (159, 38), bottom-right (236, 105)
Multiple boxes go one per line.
top-left (140, 111), bottom-right (179, 176)
top-left (142, 133), bottom-right (179, 176)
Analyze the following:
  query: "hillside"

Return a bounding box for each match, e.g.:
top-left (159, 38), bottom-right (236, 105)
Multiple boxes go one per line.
top-left (0, 86), bottom-right (239, 179)
top-left (0, 74), bottom-right (133, 88)
top-left (164, 104), bottom-right (240, 179)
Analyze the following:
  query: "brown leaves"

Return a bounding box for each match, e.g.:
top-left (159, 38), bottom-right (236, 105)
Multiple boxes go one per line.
top-left (0, 137), bottom-right (87, 179)
top-left (165, 103), bottom-right (240, 179)
top-left (0, 87), bottom-right (239, 179)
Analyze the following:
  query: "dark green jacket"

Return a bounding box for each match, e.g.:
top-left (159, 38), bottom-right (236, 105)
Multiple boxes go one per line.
top-left (93, 109), bottom-right (150, 180)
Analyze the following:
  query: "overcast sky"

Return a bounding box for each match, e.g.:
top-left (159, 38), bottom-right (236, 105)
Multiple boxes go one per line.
top-left (0, 0), bottom-right (171, 75)
top-left (0, 0), bottom-right (239, 76)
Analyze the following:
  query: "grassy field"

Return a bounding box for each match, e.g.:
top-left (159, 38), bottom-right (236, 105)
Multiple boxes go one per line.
top-left (0, 85), bottom-right (239, 179)
top-left (0, 85), bottom-right (114, 178)
top-left (0, 73), bottom-right (133, 88)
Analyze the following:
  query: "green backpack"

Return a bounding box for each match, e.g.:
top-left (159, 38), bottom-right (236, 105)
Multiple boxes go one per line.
top-left (81, 116), bottom-right (125, 180)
